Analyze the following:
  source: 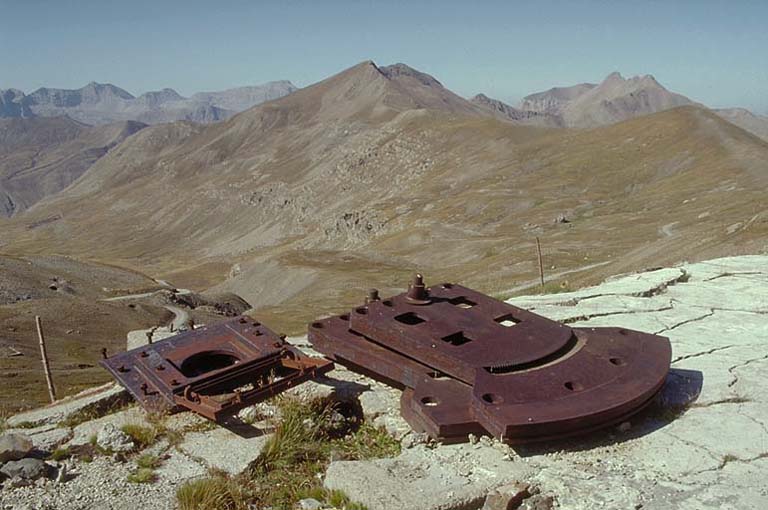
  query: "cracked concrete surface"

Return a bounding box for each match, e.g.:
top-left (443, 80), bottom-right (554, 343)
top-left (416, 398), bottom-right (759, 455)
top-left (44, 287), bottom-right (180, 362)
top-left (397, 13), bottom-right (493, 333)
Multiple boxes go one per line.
top-left (501, 255), bottom-right (768, 509)
top-left (325, 256), bottom-right (767, 510)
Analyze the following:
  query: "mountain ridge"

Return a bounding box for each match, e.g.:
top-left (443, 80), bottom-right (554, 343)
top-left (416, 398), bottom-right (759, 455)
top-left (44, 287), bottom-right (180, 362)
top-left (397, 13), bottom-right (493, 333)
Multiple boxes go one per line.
top-left (0, 80), bottom-right (298, 125)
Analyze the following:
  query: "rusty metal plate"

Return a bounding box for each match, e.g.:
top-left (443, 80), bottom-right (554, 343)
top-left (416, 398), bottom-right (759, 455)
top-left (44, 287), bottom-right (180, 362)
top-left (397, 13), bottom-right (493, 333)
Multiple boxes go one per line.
top-left (308, 276), bottom-right (671, 444)
top-left (102, 316), bottom-right (333, 421)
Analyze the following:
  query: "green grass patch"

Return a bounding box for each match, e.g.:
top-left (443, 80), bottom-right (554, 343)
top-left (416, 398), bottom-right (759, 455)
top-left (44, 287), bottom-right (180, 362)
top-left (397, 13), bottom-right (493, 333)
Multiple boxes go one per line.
top-left (127, 467), bottom-right (156, 484)
top-left (136, 453), bottom-right (162, 469)
top-left (538, 281), bottom-right (573, 294)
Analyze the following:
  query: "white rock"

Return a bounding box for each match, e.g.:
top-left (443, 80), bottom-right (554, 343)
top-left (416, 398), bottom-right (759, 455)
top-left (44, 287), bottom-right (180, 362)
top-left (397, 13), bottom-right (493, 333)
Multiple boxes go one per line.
top-left (95, 423), bottom-right (134, 453)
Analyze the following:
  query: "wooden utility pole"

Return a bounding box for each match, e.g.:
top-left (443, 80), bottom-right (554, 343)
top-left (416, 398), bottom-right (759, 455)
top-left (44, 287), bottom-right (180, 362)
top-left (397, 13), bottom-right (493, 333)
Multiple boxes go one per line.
top-left (35, 316), bottom-right (56, 403)
top-left (535, 237), bottom-right (545, 291)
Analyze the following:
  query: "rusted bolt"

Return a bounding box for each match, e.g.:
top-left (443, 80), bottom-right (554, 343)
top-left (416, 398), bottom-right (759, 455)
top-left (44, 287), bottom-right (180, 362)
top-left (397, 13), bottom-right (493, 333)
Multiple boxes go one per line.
top-left (405, 273), bottom-right (431, 305)
top-left (155, 364), bottom-right (165, 371)
top-left (170, 379), bottom-right (180, 386)
top-left (140, 383), bottom-right (149, 395)
top-left (140, 351), bottom-right (149, 358)
top-left (117, 365), bottom-right (128, 373)
top-left (366, 288), bottom-right (380, 304)
top-left (279, 334), bottom-right (287, 341)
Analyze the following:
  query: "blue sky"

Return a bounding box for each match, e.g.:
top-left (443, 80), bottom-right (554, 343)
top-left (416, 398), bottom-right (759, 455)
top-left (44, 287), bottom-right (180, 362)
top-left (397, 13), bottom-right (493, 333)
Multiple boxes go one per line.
top-left (2, 0), bottom-right (766, 112)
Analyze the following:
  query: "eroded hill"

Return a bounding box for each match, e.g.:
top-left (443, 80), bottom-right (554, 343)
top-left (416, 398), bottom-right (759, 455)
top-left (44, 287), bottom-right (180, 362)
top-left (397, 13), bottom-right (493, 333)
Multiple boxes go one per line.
top-left (2, 61), bottom-right (766, 335)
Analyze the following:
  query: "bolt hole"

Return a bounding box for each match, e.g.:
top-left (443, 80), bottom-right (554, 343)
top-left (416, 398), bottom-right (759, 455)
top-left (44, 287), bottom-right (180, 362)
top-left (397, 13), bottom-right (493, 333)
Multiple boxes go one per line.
top-left (564, 381), bottom-right (583, 391)
top-left (421, 396), bottom-right (439, 407)
top-left (355, 307), bottom-right (368, 315)
top-left (609, 357), bottom-right (625, 366)
top-left (482, 393), bottom-right (503, 404)
top-left (619, 329), bottom-right (629, 336)
top-left (442, 283), bottom-right (453, 289)
top-left (339, 314), bottom-right (350, 321)
top-left (311, 322), bottom-right (323, 329)
top-left (382, 300), bottom-right (393, 307)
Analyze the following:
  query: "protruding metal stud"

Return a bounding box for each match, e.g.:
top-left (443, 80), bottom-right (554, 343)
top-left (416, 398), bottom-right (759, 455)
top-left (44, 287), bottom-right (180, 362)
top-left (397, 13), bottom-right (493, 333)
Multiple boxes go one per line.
top-left (405, 273), bottom-right (431, 305)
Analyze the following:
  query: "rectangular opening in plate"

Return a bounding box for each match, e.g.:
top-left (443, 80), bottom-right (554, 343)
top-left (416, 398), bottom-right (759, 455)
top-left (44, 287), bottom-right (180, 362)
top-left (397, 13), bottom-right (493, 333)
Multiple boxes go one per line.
top-left (494, 314), bottom-right (520, 327)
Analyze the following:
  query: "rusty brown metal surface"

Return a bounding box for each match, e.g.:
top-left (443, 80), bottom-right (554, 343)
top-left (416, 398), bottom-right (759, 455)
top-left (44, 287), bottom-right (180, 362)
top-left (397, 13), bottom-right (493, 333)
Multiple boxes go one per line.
top-left (102, 316), bottom-right (333, 421)
top-left (308, 276), bottom-right (671, 444)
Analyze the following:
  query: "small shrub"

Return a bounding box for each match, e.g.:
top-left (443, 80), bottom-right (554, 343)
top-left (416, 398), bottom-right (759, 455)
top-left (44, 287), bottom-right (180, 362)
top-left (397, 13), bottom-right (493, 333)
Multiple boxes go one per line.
top-left (127, 467), bottom-right (156, 484)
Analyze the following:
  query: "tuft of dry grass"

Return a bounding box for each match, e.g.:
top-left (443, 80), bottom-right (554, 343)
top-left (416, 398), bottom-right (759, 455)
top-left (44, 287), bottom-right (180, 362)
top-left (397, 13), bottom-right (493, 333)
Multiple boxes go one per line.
top-left (120, 423), bottom-right (160, 449)
top-left (176, 475), bottom-right (252, 510)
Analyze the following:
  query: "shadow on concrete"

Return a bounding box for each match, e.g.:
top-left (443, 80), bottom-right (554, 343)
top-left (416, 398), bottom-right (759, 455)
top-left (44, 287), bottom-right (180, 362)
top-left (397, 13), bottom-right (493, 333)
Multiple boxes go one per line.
top-left (513, 368), bottom-right (704, 457)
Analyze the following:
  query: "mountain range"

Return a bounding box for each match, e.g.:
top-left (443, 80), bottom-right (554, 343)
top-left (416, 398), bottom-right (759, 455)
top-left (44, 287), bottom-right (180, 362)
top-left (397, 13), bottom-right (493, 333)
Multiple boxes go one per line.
top-left (3, 60), bottom-right (766, 335)
top-left (0, 80), bottom-right (297, 125)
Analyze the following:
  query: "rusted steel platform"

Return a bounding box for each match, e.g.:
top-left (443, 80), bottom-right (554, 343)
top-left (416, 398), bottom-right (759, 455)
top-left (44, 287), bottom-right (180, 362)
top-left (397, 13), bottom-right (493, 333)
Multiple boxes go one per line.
top-left (309, 275), bottom-right (671, 444)
top-left (102, 316), bottom-right (333, 421)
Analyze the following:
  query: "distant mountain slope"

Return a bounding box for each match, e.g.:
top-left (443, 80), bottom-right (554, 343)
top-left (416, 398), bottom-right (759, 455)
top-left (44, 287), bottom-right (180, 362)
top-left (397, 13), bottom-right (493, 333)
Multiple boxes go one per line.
top-left (0, 116), bottom-right (145, 216)
top-left (0, 80), bottom-right (297, 125)
top-left (521, 72), bottom-right (696, 127)
top-left (714, 108), bottom-right (768, 142)
top-left (519, 82), bottom-right (596, 116)
top-left (191, 81), bottom-right (297, 111)
top-left (470, 93), bottom-right (562, 127)
top-left (4, 61), bottom-right (767, 335)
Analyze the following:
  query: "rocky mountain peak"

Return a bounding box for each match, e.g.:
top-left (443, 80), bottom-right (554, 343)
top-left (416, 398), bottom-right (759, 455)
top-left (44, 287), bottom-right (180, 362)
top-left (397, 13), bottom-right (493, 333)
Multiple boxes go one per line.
top-left (379, 63), bottom-right (443, 88)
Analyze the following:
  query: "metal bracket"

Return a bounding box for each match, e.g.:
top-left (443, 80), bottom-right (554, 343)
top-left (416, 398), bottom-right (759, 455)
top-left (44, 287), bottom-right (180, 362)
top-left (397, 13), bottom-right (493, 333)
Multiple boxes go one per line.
top-left (102, 316), bottom-right (333, 421)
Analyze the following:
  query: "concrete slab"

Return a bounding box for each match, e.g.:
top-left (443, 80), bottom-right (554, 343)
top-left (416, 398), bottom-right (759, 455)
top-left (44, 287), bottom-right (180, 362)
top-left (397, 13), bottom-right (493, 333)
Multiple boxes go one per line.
top-left (500, 255), bottom-right (768, 509)
top-left (178, 426), bottom-right (271, 475)
top-left (7, 383), bottom-right (127, 428)
top-left (324, 442), bottom-right (531, 510)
